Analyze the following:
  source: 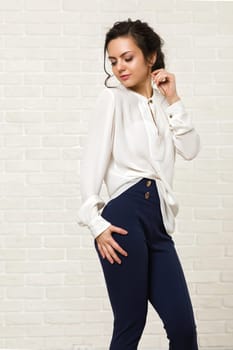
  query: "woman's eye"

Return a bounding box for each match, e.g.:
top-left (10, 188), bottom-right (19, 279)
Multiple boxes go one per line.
top-left (110, 61), bottom-right (117, 66)
top-left (125, 57), bottom-right (133, 62)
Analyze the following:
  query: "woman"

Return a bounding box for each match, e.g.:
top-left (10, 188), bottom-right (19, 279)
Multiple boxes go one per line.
top-left (78, 19), bottom-right (200, 350)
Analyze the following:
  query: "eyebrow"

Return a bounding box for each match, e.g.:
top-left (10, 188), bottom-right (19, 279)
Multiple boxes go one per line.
top-left (108, 50), bottom-right (134, 60)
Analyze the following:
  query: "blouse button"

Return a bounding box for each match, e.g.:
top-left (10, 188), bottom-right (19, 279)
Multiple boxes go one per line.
top-left (144, 191), bottom-right (150, 199)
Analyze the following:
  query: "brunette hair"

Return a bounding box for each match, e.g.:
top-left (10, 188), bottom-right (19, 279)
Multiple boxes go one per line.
top-left (104, 19), bottom-right (165, 87)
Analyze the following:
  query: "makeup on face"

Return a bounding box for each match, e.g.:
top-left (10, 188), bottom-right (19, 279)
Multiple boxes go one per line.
top-left (107, 36), bottom-right (153, 97)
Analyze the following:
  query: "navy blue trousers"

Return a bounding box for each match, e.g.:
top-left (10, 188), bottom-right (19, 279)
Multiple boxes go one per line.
top-left (94, 178), bottom-right (199, 350)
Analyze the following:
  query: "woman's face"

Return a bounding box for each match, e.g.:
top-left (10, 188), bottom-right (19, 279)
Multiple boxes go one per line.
top-left (107, 36), bottom-right (155, 93)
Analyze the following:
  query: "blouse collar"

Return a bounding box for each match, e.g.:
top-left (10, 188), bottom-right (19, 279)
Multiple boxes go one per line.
top-left (117, 81), bottom-right (162, 103)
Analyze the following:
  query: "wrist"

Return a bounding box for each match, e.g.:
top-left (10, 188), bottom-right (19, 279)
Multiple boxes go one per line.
top-left (167, 95), bottom-right (180, 105)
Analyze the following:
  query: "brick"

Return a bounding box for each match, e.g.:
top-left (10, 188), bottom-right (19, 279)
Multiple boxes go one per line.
top-left (0, 223), bottom-right (25, 235)
top-left (179, 245), bottom-right (225, 259)
top-left (42, 160), bottom-right (78, 171)
top-left (42, 135), bottom-right (78, 147)
top-left (7, 287), bottom-right (43, 299)
top-left (18, 324), bottom-right (62, 336)
top-left (0, 47), bottom-right (26, 59)
top-left (0, 198), bottom-right (25, 209)
top-left (0, 98), bottom-right (24, 110)
top-left (25, 148), bottom-right (60, 160)
top-left (188, 271), bottom-right (220, 283)
top-left (0, 148), bottom-right (23, 159)
top-left (24, 0), bottom-right (60, 10)
top-left (24, 124), bottom-right (62, 134)
top-left (26, 198), bottom-right (64, 209)
top-left (224, 296), bottom-right (233, 307)
top-left (5, 312), bottom-right (43, 325)
top-left (6, 111), bottom-right (43, 122)
top-left (0, 183), bottom-right (42, 197)
top-left (226, 246), bottom-right (233, 256)
top-left (44, 112), bottom-right (81, 122)
top-left (197, 232), bottom-right (233, 245)
top-left (200, 333), bottom-right (233, 347)
top-left (27, 184), bottom-right (78, 197)
top-left (5, 135), bottom-right (41, 146)
top-left (5, 337), bottom-right (45, 348)
top-left (63, 0), bottom-right (99, 11)
top-left (63, 24), bottom-right (100, 36)
top-left (27, 249), bottom-right (64, 261)
top-left (0, 249), bottom-right (26, 260)
top-left (26, 274), bottom-right (63, 286)
top-left (221, 271), bottom-right (233, 282)
top-left (197, 320), bottom-right (225, 333)
top-left (4, 210), bottom-right (43, 222)
top-left (26, 173), bottom-right (63, 184)
top-left (0, 0), bottom-right (23, 10)
top-left (5, 86), bottom-right (41, 97)
top-left (64, 272), bottom-right (102, 285)
top-left (197, 307), bottom-right (233, 321)
top-left (0, 300), bottom-right (23, 312)
top-left (44, 61), bottom-right (81, 72)
top-left (46, 287), bottom-right (84, 299)
top-left (197, 283), bottom-right (233, 295)
top-left (194, 208), bottom-right (233, 221)
top-left (62, 149), bottom-right (80, 160)
top-left (26, 223), bottom-right (63, 235)
top-left (0, 275), bottom-right (24, 286)
top-left (4, 236), bottom-right (41, 248)
top-left (0, 326), bottom-right (27, 337)
top-left (44, 236), bottom-right (80, 248)
top-left (41, 261), bottom-right (81, 274)
top-left (194, 258), bottom-right (233, 271)
top-left (226, 320), bottom-right (233, 333)
top-left (5, 60), bottom-right (42, 72)
top-left (24, 73), bottom-right (61, 85)
top-left (25, 24), bottom-right (61, 35)
top-left (23, 97), bottom-right (58, 110)
top-left (45, 311), bottom-right (84, 324)
top-left (192, 296), bottom-right (222, 308)
top-left (5, 262), bottom-right (41, 273)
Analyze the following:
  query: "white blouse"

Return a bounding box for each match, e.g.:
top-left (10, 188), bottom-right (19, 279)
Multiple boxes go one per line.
top-left (77, 83), bottom-right (200, 239)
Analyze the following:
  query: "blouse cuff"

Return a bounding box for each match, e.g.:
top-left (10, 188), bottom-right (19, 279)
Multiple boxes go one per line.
top-left (166, 100), bottom-right (186, 120)
top-left (166, 100), bottom-right (193, 134)
top-left (89, 215), bottom-right (111, 239)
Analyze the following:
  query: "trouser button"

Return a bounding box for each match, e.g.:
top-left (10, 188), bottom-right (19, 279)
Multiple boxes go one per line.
top-left (144, 191), bottom-right (150, 199)
top-left (146, 180), bottom-right (152, 187)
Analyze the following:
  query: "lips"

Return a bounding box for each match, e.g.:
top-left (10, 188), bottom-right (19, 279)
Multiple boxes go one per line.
top-left (120, 74), bottom-right (131, 81)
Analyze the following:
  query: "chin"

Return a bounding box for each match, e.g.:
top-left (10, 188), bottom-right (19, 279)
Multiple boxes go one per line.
top-left (121, 81), bottom-right (135, 89)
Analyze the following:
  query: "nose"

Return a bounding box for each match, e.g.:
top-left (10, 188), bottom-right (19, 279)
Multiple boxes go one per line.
top-left (116, 59), bottom-right (126, 73)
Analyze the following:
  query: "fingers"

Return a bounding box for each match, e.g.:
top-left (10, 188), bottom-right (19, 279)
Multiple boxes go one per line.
top-left (103, 242), bottom-right (125, 265)
top-left (96, 225), bottom-right (128, 265)
top-left (152, 69), bottom-right (171, 86)
top-left (111, 225), bottom-right (128, 235)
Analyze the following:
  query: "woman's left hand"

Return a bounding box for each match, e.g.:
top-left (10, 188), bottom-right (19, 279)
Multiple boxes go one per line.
top-left (151, 69), bottom-right (180, 105)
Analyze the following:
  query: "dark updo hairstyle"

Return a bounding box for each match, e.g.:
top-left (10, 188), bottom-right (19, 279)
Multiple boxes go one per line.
top-left (104, 19), bottom-right (165, 87)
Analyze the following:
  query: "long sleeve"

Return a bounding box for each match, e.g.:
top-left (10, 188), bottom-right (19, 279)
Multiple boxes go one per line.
top-left (77, 88), bottom-right (115, 239)
top-left (166, 100), bottom-right (200, 160)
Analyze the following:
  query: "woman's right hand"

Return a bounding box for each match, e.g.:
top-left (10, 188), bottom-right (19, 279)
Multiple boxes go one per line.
top-left (95, 225), bottom-right (128, 264)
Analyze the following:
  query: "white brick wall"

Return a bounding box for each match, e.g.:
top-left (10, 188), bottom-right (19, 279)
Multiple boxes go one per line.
top-left (0, 0), bottom-right (232, 349)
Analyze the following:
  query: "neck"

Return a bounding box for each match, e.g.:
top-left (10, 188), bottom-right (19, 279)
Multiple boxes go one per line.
top-left (129, 76), bottom-right (153, 99)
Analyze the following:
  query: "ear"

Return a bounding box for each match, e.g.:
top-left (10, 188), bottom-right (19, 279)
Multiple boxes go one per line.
top-left (148, 52), bottom-right (157, 67)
